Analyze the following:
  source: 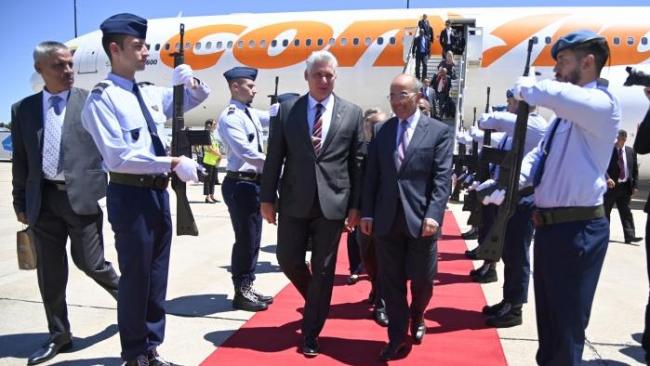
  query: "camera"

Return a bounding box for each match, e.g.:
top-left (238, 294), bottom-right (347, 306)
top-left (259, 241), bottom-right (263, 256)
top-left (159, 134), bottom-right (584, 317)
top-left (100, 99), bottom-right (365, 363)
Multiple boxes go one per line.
top-left (624, 66), bottom-right (650, 87)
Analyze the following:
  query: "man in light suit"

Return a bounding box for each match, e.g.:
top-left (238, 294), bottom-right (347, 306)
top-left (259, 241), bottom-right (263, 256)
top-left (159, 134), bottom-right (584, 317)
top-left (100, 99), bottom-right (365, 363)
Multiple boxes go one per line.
top-left (605, 129), bottom-right (642, 243)
top-left (361, 73), bottom-right (452, 361)
top-left (11, 41), bottom-right (119, 365)
top-left (260, 50), bottom-right (364, 358)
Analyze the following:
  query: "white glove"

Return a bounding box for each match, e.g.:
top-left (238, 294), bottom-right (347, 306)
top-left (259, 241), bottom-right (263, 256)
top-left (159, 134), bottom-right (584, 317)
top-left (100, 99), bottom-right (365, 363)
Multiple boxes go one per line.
top-left (512, 75), bottom-right (536, 101)
top-left (478, 112), bottom-right (493, 129)
top-left (468, 180), bottom-right (480, 191)
top-left (172, 64), bottom-right (195, 87)
top-left (456, 130), bottom-right (466, 144)
top-left (483, 189), bottom-right (506, 205)
top-left (269, 103), bottom-right (280, 117)
top-left (173, 155), bottom-right (201, 182)
top-left (463, 133), bottom-right (473, 145)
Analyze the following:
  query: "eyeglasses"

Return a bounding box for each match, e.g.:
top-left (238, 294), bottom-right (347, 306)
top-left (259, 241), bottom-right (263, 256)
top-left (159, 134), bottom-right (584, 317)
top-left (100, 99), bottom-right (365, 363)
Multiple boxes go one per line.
top-left (387, 92), bottom-right (416, 101)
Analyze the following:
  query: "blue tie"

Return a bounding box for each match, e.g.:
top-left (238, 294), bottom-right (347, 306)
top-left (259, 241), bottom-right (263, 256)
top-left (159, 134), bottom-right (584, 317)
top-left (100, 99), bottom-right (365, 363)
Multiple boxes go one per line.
top-left (532, 117), bottom-right (561, 187)
top-left (132, 83), bottom-right (166, 156)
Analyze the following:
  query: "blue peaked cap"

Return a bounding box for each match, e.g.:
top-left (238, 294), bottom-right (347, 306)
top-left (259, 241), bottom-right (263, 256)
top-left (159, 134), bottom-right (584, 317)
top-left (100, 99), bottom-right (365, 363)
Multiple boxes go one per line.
top-left (506, 89), bottom-right (514, 99)
top-left (223, 67), bottom-right (258, 82)
top-left (100, 13), bottom-right (147, 39)
top-left (551, 30), bottom-right (605, 60)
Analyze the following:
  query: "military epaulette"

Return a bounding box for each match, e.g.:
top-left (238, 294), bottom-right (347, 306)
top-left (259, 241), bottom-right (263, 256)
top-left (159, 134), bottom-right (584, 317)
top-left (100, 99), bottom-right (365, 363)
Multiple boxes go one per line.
top-left (227, 104), bottom-right (236, 115)
top-left (138, 81), bottom-right (154, 87)
top-left (91, 82), bottom-right (110, 95)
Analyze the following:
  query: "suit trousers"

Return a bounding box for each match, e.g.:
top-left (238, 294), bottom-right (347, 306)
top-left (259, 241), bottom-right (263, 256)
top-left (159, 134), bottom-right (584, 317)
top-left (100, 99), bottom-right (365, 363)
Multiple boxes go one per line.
top-left (221, 177), bottom-right (262, 288)
top-left (346, 228), bottom-right (363, 274)
top-left (534, 217), bottom-right (609, 366)
top-left (31, 184), bottom-right (119, 344)
top-left (375, 203), bottom-right (437, 344)
top-left (642, 216), bottom-right (650, 356)
top-left (501, 195), bottom-right (534, 305)
top-left (276, 196), bottom-right (344, 338)
top-left (415, 53), bottom-right (429, 81)
top-left (604, 181), bottom-right (636, 241)
top-left (358, 230), bottom-right (384, 309)
top-left (107, 183), bottom-right (172, 361)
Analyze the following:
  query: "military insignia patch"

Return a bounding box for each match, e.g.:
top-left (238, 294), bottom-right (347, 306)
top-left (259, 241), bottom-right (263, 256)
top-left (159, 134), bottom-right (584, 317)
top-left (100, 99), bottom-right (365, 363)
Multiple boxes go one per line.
top-left (151, 105), bottom-right (159, 112)
top-left (91, 82), bottom-right (110, 95)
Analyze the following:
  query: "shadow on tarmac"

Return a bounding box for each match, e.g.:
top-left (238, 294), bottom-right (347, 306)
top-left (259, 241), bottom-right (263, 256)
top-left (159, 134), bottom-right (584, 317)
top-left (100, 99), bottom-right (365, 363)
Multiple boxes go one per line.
top-left (165, 294), bottom-right (232, 317)
top-left (219, 260), bottom-right (281, 275)
top-left (48, 357), bottom-right (122, 366)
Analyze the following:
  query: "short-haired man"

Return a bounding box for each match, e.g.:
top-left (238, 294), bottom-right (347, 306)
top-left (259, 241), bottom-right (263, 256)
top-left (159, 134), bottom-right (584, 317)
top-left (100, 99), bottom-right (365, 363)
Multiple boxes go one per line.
top-left (12, 41), bottom-right (120, 366)
top-left (82, 13), bottom-right (209, 366)
top-left (260, 50), bottom-right (364, 357)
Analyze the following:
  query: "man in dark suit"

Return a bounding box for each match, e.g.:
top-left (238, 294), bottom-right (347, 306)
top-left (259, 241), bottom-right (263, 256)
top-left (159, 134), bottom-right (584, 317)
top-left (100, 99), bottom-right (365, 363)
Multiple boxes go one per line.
top-left (439, 20), bottom-right (456, 57)
top-left (361, 73), bottom-right (452, 361)
top-left (412, 31), bottom-right (431, 81)
top-left (605, 129), bottom-right (641, 243)
top-left (260, 50), bottom-right (364, 358)
top-left (11, 41), bottom-right (119, 365)
top-left (417, 14), bottom-right (434, 46)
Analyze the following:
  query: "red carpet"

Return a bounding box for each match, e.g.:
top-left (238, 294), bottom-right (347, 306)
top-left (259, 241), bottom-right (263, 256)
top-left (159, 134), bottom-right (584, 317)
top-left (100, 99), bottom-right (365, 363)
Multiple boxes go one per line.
top-left (201, 211), bottom-right (507, 365)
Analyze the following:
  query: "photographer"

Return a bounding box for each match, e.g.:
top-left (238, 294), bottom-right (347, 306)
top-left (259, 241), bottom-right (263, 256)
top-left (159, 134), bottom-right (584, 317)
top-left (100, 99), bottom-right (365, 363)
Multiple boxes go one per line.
top-left (632, 85), bottom-right (650, 364)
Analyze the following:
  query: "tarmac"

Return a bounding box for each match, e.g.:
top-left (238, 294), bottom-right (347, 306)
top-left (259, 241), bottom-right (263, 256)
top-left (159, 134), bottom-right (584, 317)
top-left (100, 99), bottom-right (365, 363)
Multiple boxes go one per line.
top-left (0, 160), bottom-right (647, 365)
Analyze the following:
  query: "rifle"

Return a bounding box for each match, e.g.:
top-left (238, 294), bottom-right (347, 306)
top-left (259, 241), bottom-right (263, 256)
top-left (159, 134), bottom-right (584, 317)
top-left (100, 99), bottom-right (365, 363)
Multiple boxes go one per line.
top-left (171, 23), bottom-right (211, 236)
top-left (475, 38), bottom-right (535, 261)
top-left (268, 76), bottom-right (279, 105)
top-left (467, 87), bottom-right (492, 226)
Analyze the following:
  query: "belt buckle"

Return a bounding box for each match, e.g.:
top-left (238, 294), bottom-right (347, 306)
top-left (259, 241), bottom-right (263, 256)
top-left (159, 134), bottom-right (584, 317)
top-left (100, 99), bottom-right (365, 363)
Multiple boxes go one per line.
top-left (532, 210), bottom-right (544, 228)
top-left (153, 175), bottom-right (168, 190)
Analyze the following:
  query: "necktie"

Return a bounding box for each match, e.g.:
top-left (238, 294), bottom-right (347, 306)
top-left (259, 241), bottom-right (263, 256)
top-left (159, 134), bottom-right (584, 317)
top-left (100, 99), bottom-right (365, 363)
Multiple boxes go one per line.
top-left (244, 107), bottom-right (263, 153)
top-left (618, 148), bottom-right (626, 180)
top-left (312, 103), bottom-right (323, 155)
top-left (42, 95), bottom-right (64, 179)
top-left (132, 83), bottom-right (166, 156)
top-left (396, 120), bottom-right (409, 169)
top-left (532, 117), bottom-right (561, 187)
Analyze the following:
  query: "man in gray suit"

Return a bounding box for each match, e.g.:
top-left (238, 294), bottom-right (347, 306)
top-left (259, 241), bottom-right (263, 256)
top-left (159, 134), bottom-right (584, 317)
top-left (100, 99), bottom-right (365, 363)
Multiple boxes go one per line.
top-left (361, 73), bottom-right (452, 361)
top-left (11, 41), bottom-right (119, 365)
top-left (260, 50), bottom-right (364, 358)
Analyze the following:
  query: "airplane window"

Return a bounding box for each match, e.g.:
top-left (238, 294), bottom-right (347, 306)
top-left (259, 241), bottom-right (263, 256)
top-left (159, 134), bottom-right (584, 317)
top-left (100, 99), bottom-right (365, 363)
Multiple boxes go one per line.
top-left (341, 37), bottom-right (347, 46)
top-left (627, 36), bottom-right (634, 45)
top-left (531, 36), bottom-right (538, 44)
top-left (294, 39), bottom-right (300, 47)
top-left (205, 41), bottom-right (212, 50)
top-left (306, 39), bottom-right (312, 46)
top-left (545, 36), bottom-right (552, 44)
top-left (282, 39), bottom-right (289, 47)
top-left (174, 42), bottom-right (180, 51)
top-left (164, 43), bottom-right (170, 50)
top-left (216, 41), bottom-right (223, 50)
top-left (195, 42), bottom-right (201, 50)
top-left (353, 38), bottom-right (359, 46)
top-left (271, 40), bottom-right (277, 47)
top-left (365, 37), bottom-right (371, 46)
top-left (145, 43), bottom-right (150, 50)
top-left (238, 41), bottom-right (244, 48)
top-left (249, 40), bottom-right (255, 48)
top-left (642, 37), bottom-right (648, 45)
top-left (377, 37), bottom-right (384, 45)
top-left (260, 40), bottom-right (266, 48)
top-left (317, 39), bottom-right (323, 46)
top-left (613, 36), bottom-right (620, 45)
top-left (389, 37), bottom-right (396, 45)
top-left (227, 41), bottom-right (233, 49)
top-left (154, 44), bottom-right (160, 51)
top-left (185, 42), bottom-right (191, 49)
top-left (329, 38), bottom-right (335, 46)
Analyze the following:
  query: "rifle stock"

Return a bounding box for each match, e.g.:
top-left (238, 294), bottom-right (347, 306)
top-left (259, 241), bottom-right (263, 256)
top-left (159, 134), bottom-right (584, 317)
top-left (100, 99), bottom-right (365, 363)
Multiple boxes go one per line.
top-left (268, 76), bottom-right (279, 105)
top-left (475, 38), bottom-right (535, 261)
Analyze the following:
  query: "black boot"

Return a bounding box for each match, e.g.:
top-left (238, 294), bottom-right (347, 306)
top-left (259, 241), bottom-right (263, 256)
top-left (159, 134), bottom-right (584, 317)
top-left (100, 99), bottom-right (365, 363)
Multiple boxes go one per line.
top-left (486, 303), bottom-right (522, 328)
top-left (233, 283), bottom-right (268, 312)
top-left (482, 299), bottom-right (506, 316)
top-left (470, 262), bottom-right (497, 283)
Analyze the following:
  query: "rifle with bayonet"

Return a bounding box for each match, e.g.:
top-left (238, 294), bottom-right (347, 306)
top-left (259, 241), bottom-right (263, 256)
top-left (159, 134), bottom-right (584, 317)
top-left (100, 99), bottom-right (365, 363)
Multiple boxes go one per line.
top-left (171, 23), bottom-right (211, 236)
top-left (475, 38), bottom-right (536, 261)
top-left (268, 76), bottom-right (279, 105)
top-left (467, 87), bottom-right (492, 226)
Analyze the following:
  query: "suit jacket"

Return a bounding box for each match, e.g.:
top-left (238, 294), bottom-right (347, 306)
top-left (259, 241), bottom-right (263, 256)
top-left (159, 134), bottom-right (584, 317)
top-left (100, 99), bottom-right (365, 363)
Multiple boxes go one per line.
top-left (11, 87), bottom-right (107, 224)
top-left (412, 35), bottom-right (431, 55)
top-left (362, 114), bottom-right (453, 238)
top-left (606, 145), bottom-right (638, 194)
top-left (439, 28), bottom-right (455, 50)
top-left (261, 94), bottom-right (364, 220)
top-left (417, 19), bottom-right (433, 43)
top-left (634, 107), bottom-right (650, 212)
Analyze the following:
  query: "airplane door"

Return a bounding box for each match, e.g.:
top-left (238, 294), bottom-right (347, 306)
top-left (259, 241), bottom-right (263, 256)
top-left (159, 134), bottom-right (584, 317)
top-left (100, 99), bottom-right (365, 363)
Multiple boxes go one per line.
top-left (77, 47), bottom-right (98, 74)
top-left (466, 27), bottom-right (484, 66)
top-left (402, 26), bottom-right (417, 63)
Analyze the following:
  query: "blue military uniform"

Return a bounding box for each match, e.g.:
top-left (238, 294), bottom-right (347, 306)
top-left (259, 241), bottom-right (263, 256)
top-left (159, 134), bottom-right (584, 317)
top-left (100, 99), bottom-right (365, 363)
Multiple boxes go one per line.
top-left (517, 31), bottom-right (620, 365)
top-left (81, 13), bottom-right (210, 363)
top-left (217, 67), bottom-right (272, 311)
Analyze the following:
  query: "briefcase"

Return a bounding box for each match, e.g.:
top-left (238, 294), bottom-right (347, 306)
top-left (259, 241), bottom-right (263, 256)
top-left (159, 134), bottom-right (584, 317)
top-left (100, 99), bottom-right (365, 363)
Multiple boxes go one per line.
top-left (17, 227), bottom-right (37, 270)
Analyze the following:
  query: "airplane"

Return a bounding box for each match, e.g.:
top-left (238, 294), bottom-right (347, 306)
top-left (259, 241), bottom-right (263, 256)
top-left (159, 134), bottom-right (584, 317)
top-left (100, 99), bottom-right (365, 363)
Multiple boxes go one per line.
top-left (29, 7), bottom-right (650, 174)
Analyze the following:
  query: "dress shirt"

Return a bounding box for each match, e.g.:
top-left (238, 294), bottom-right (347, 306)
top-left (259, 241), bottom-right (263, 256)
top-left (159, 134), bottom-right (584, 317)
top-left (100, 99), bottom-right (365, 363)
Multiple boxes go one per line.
top-left (307, 93), bottom-right (334, 144)
top-left (616, 146), bottom-right (628, 182)
top-left (396, 108), bottom-right (421, 148)
top-left (42, 88), bottom-right (70, 181)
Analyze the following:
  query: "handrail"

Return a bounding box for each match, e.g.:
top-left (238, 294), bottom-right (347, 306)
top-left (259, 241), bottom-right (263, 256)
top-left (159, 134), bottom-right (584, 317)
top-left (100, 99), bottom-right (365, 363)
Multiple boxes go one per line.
top-left (402, 26), bottom-right (418, 74)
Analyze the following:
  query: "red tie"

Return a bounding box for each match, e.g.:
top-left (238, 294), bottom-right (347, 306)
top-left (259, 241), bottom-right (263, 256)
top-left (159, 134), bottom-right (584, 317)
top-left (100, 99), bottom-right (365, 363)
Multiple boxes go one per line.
top-left (312, 103), bottom-right (323, 155)
top-left (618, 148), bottom-right (626, 180)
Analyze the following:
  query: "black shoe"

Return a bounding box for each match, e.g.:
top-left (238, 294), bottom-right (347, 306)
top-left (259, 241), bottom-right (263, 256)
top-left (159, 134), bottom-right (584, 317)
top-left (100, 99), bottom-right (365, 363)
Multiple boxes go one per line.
top-left (465, 247), bottom-right (478, 259)
top-left (373, 307), bottom-right (389, 327)
top-left (482, 299), bottom-right (506, 316)
top-left (486, 303), bottom-right (522, 328)
top-left (471, 267), bottom-right (497, 284)
top-left (148, 349), bottom-right (181, 366)
top-left (347, 273), bottom-right (360, 285)
top-left (244, 281), bottom-right (273, 304)
top-left (302, 336), bottom-right (319, 357)
top-left (625, 237), bottom-right (643, 244)
top-left (233, 287), bottom-right (268, 312)
top-left (462, 228), bottom-right (478, 240)
top-left (124, 355), bottom-right (149, 366)
top-left (379, 342), bottom-right (410, 361)
top-left (411, 319), bottom-right (426, 344)
top-left (27, 340), bottom-right (73, 365)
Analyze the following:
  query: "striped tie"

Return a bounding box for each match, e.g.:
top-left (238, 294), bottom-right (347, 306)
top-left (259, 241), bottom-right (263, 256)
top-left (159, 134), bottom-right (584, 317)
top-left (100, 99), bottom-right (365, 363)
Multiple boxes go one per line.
top-left (396, 119), bottom-right (408, 169)
top-left (312, 103), bottom-right (323, 155)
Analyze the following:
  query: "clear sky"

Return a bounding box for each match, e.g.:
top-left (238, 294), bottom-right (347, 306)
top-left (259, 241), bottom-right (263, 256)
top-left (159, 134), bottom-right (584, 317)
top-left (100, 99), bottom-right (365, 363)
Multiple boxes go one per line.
top-left (1, 0), bottom-right (645, 123)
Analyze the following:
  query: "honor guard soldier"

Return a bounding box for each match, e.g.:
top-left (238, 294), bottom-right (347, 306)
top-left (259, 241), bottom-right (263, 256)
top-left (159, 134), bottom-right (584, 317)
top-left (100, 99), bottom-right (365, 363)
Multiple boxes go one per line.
top-left (512, 30), bottom-right (620, 365)
top-left (477, 89), bottom-right (548, 327)
top-left (217, 66), bottom-right (273, 312)
top-left (81, 13), bottom-right (210, 366)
